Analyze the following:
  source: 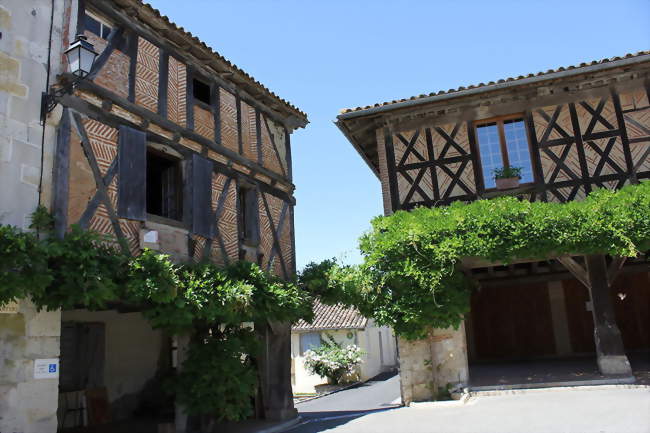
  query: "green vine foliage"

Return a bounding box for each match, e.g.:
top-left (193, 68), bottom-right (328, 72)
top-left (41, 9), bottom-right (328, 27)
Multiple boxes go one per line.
top-left (0, 208), bottom-right (314, 421)
top-left (171, 327), bottom-right (259, 422)
top-left (302, 183), bottom-right (650, 340)
top-left (0, 225), bottom-right (51, 305)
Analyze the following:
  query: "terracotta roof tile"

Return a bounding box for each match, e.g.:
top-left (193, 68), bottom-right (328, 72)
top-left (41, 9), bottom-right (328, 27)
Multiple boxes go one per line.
top-left (292, 300), bottom-right (368, 332)
top-left (340, 51), bottom-right (650, 114)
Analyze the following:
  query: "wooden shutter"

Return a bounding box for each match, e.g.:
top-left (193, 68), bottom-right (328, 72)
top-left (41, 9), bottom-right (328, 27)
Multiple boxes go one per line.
top-left (117, 126), bottom-right (147, 220)
top-left (192, 153), bottom-right (213, 238)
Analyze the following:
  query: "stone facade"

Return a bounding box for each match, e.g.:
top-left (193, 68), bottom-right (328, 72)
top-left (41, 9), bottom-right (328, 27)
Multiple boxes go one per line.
top-left (0, 1), bottom-right (68, 432)
top-left (0, 0), bottom-right (66, 228)
top-left (0, 300), bottom-right (61, 433)
top-left (397, 325), bottom-right (468, 404)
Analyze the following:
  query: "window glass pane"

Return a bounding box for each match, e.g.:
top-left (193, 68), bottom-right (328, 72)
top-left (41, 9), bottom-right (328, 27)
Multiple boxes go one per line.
top-left (476, 123), bottom-right (502, 189)
top-left (300, 332), bottom-right (321, 356)
top-left (84, 14), bottom-right (101, 37)
top-left (503, 119), bottom-right (534, 183)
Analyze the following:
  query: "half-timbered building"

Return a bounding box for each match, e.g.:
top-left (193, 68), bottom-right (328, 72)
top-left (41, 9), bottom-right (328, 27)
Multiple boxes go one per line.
top-left (337, 51), bottom-right (650, 402)
top-left (1, 0), bottom-right (307, 431)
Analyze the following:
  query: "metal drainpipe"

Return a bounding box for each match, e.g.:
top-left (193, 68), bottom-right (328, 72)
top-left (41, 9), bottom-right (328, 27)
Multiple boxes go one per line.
top-left (37, 0), bottom-right (56, 212)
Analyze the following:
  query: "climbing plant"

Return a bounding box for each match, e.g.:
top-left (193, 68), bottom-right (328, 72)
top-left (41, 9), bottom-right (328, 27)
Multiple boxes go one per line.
top-left (0, 210), bottom-right (313, 421)
top-left (301, 183), bottom-right (650, 340)
top-left (171, 327), bottom-right (260, 422)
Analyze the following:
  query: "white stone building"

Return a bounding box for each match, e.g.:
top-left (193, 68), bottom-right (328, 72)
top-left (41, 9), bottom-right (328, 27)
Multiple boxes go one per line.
top-left (291, 300), bottom-right (397, 394)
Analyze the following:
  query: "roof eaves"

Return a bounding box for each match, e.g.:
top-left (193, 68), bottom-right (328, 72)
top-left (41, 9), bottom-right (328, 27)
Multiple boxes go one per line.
top-left (292, 324), bottom-right (367, 332)
top-left (338, 52), bottom-right (650, 120)
top-left (334, 119), bottom-right (380, 178)
top-left (114, 0), bottom-right (308, 124)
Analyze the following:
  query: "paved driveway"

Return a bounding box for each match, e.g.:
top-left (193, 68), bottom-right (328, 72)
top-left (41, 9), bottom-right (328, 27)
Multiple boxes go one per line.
top-left (287, 385), bottom-right (650, 433)
top-left (288, 371), bottom-right (401, 432)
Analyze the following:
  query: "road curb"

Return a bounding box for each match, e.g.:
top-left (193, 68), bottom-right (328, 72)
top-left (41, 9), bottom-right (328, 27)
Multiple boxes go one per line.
top-left (409, 392), bottom-right (471, 409)
top-left (469, 379), bottom-right (648, 396)
top-left (293, 381), bottom-right (364, 405)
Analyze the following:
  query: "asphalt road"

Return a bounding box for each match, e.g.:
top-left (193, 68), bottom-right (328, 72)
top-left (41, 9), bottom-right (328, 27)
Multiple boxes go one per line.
top-left (286, 386), bottom-right (650, 433)
top-left (287, 371), bottom-right (401, 432)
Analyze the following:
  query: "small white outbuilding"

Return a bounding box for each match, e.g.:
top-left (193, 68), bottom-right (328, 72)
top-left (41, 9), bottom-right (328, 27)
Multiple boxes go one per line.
top-left (290, 300), bottom-right (398, 394)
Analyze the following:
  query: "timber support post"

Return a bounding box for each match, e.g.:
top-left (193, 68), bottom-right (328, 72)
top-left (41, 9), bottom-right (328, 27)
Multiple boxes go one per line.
top-left (256, 321), bottom-right (298, 421)
top-left (584, 254), bottom-right (632, 376)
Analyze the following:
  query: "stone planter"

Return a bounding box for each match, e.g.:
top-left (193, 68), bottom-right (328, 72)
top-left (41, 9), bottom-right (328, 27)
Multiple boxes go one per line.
top-left (495, 177), bottom-right (520, 190)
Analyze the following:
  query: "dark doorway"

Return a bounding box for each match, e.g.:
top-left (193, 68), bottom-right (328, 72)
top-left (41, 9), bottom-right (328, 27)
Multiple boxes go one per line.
top-left (469, 282), bottom-right (556, 361)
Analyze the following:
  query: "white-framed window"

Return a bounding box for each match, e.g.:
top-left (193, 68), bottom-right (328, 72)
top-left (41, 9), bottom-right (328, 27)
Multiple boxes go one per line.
top-left (84, 10), bottom-right (113, 40)
top-left (475, 114), bottom-right (534, 189)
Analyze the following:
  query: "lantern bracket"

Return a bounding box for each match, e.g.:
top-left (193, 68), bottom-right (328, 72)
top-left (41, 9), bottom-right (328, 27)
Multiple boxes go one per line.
top-left (40, 80), bottom-right (77, 123)
top-left (40, 34), bottom-right (97, 124)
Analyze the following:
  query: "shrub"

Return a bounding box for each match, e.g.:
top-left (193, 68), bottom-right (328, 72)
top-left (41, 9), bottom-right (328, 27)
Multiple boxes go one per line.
top-left (303, 335), bottom-right (364, 384)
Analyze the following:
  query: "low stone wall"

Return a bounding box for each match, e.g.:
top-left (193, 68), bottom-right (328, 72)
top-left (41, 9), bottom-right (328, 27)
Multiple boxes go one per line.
top-left (0, 300), bottom-right (61, 433)
top-left (398, 323), bottom-right (468, 404)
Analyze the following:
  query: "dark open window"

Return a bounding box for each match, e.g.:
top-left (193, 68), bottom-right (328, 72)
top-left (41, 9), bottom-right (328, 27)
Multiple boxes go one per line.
top-left (146, 149), bottom-right (183, 221)
top-left (192, 78), bottom-right (211, 105)
top-left (475, 115), bottom-right (534, 189)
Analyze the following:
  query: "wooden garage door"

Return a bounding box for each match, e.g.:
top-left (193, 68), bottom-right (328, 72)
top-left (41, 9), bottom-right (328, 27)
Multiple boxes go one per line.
top-left (563, 272), bottom-right (650, 353)
top-left (470, 283), bottom-right (556, 361)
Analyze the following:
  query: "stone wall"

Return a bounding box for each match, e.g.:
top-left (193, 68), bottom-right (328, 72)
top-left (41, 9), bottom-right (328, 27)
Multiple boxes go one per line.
top-left (0, 300), bottom-right (61, 433)
top-left (0, 0), bottom-right (66, 228)
top-left (397, 323), bottom-right (468, 404)
top-left (0, 1), bottom-right (69, 432)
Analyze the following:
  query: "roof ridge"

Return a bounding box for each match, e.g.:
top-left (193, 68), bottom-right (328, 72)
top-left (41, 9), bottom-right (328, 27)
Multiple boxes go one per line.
top-left (120, 0), bottom-right (307, 121)
top-left (340, 50), bottom-right (650, 115)
top-left (292, 300), bottom-right (369, 331)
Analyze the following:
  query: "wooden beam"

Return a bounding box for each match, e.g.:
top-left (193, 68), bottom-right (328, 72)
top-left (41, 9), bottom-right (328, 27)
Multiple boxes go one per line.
top-left (584, 254), bottom-right (632, 375)
top-left (334, 120), bottom-right (380, 179)
top-left (157, 51), bottom-right (169, 118)
top-left (126, 31), bottom-right (138, 103)
top-left (65, 77), bottom-right (294, 190)
top-left (87, 27), bottom-right (125, 81)
top-left (556, 255), bottom-right (590, 289)
top-left (260, 192), bottom-right (288, 278)
top-left (87, 0), bottom-right (307, 129)
top-left (58, 91), bottom-right (295, 205)
top-left (607, 256), bottom-right (628, 286)
top-left (70, 111), bottom-right (131, 255)
top-left (384, 127), bottom-right (400, 212)
top-left (52, 108), bottom-right (71, 238)
top-left (476, 260), bottom-right (649, 289)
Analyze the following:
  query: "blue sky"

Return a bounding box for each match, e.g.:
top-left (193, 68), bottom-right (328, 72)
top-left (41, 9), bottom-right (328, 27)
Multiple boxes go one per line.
top-left (147, 0), bottom-right (649, 270)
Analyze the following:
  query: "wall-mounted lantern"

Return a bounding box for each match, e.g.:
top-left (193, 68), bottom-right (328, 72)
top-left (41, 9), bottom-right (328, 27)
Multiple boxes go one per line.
top-left (41, 34), bottom-right (98, 122)
top-left (65, 34), bottom-right (99, 78)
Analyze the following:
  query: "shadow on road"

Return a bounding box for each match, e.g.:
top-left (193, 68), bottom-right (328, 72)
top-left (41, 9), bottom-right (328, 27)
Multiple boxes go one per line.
top-left (287, 408), bottom-right (400, 433)
top-left (287, 371), bottom-right (402, 432)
